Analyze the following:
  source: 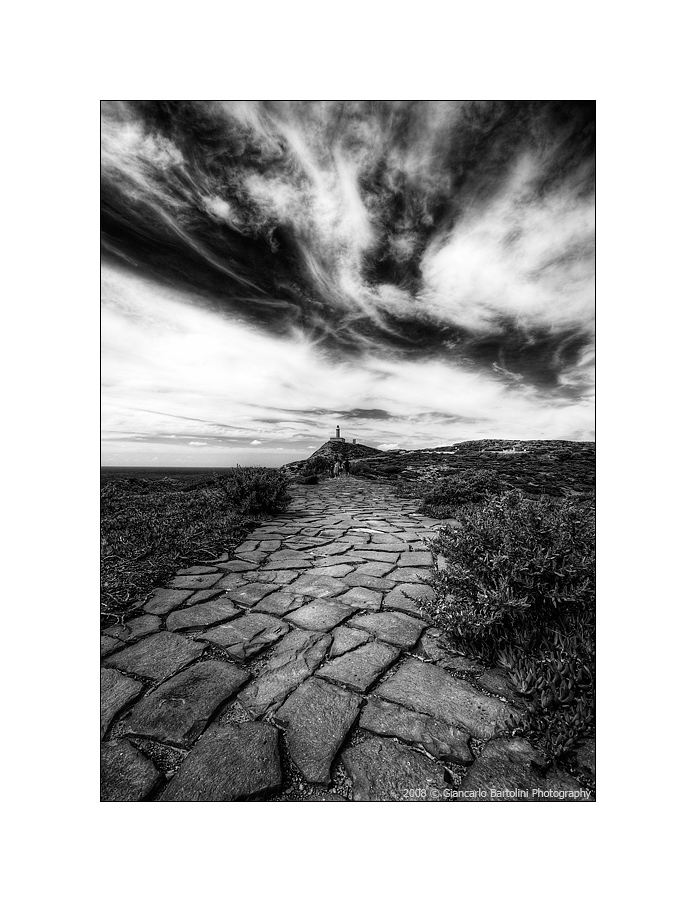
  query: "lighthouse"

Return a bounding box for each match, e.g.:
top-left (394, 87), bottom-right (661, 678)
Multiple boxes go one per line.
top-left (329, 424), bottom-right (346, 443)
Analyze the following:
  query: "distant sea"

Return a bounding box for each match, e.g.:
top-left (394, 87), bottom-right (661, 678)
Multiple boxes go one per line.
top-left (100, 466), bottom-right (235, 485)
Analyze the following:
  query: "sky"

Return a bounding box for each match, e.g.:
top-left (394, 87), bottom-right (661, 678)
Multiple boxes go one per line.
top-left (101, 101), bottom-right (595, 467)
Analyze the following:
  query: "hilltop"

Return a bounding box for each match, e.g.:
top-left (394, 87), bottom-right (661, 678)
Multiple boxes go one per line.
top-left (283, 438), bottom-right (595, 497)
top-left (283, 439), bottom-right (381, 474)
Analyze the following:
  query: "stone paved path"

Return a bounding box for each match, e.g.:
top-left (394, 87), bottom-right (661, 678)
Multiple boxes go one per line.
top-left (101, 477), bottom-right (591, 801)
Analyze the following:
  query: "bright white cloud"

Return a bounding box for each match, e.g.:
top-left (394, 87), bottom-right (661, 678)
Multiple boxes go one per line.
top-left (101, 261), bottom-right (593, 466)
top-left (418, 156), bottom-right (595, 337)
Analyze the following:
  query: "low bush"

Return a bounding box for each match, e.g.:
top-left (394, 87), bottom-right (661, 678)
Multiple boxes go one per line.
top-left (394, 477), bottom-right (422, 497)
top-left (214, 467), bottom-right (290, 514)
top-left (294, 474), bottom-right (318, 485)
top-left (420, 469), bottom-right (508, 514)
top-left (351, 461), bottom-right (378, 478)
top-left (424, 490), bottom-right (595, 762)
top-left (379, 464), bottom-right (404, 476)
top-left (302, 457), bottom-right (329, 477)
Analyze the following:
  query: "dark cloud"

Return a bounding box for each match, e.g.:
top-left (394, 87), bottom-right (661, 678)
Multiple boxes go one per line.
top-left (101, 101), bottom-right (594, 395)
top-left (247, 405), bottom-right (394, 420)
top-left (343, 408), bottom-right (393, 420)
top-left (284, 407), bottom-right (394, 420)
top-left (410, 413), bottom-right (489, 425)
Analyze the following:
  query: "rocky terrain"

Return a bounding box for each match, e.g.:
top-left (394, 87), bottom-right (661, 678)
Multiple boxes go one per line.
top-left (285, 439), bottom-right (595, 497)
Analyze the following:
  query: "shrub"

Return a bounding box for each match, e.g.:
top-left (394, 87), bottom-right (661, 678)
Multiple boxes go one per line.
top-left (424, 491), bottom-right (595, 762)
top-left (421, 469), bottom-right (508, 514)
top-left (429, 492), bottom-right (594, 636)
top-left (378, 463), bottom-right (404, 476)
top-left (497, 630), bottom-right (595, 761)
top-left (351, 461), bottom-right (378, 478)
top-left (215, 467), bottom-right (290, 515)
top-left (294, 474), bottom-right (318, 485)
top-left (302, 457), bottom-right (329, 477)
top-left (394, 476), bottom-right (422, 497)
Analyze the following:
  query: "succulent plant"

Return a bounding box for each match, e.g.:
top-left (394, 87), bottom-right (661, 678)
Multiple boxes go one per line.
top-left (420, 490), bottom-right (595, 762)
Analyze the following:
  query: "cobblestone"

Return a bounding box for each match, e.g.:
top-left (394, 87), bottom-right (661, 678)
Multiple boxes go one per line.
top-left (100, 477), bottom-right (591, 801)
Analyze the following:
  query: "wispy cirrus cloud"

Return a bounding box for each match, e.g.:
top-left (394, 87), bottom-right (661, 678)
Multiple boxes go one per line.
top-left (101, 102), bottom-right (594, 465)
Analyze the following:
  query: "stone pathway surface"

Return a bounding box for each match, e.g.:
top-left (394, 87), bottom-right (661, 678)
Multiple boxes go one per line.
top-left (101, 478), bottom-right (593, 801)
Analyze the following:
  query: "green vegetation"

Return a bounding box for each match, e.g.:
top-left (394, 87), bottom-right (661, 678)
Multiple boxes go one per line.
top-left (419, 474), bottom-right (595, 763)
top-left (214, 467), bottom-right (290, 515)
top-left (419, 468), bottom-right (508, 512)
top-left (350, 459), bottom-right (403, 479)
top-left (289, 440), bottom-right (595, 493)
top-left (294, 474), bottom-right (319, 485)
top-left (100, 468), bottom-right (289, 623)
top-left (350, 460), bottom-right (378, 478)
top-left (302, 456), bottom-right (330, 477)
top-left (349, 440), bottom-right (595, 496)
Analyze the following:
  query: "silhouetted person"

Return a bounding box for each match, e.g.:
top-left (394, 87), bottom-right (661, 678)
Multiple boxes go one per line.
top-left (344, 459), bottom-right (351, 476)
